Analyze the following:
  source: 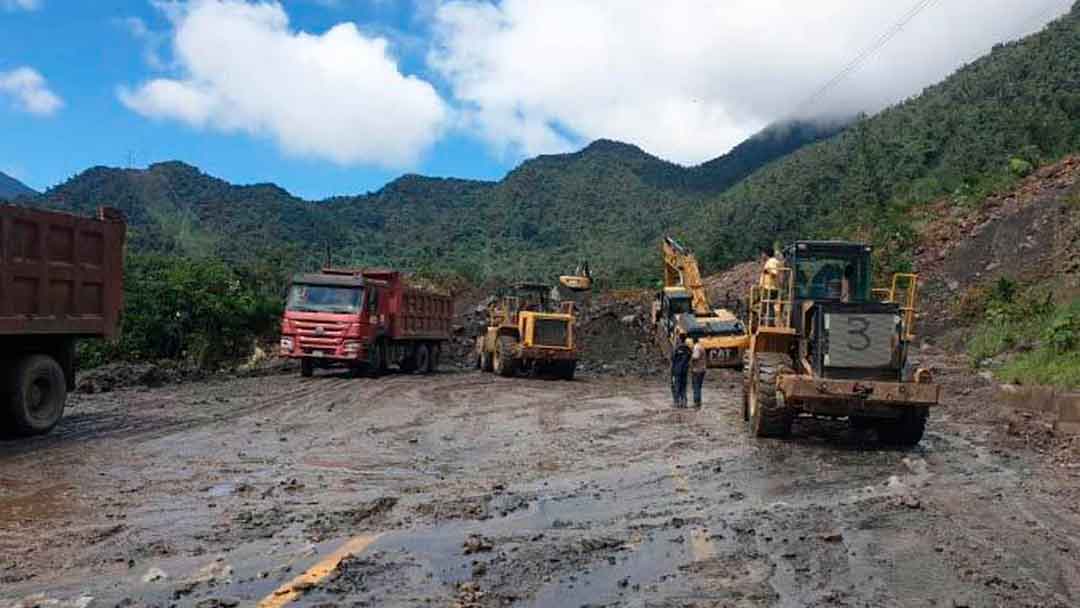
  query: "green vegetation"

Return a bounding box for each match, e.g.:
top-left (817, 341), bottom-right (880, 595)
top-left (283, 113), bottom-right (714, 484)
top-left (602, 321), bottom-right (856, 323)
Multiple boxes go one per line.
top-left (23, 5), bottom-right (1080, 372)
top-left (697, 5), bottom-right (1080, 272)
top-left (79, 255), bottom-right (282, 369)
top-left (965, 277), bottom-right (1080, 389)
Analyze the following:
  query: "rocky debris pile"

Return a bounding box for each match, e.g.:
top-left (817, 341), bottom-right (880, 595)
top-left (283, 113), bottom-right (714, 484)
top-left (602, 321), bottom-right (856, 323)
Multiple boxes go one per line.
top-left (577, 292), bottom-right (664, 378)
top-left (704, 260), bottom-right (760, 311)
top-left (916, 155), bottom-right (1079, 274)
top-left (914, 155), bottom-right (1080, 338)
top-left (76, 362), bottom-right (208, 393)
top-left (75, 357), bottom-right (297, 394)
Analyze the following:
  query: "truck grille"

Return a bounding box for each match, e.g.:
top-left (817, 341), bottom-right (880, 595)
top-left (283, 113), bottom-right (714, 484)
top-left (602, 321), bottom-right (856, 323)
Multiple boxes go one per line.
top-left (824, 313), bottom-right (897, 369)
top-left (293, 320), bottom-right (348, 348)
top-left (534, 318), bottom-right (570, 348)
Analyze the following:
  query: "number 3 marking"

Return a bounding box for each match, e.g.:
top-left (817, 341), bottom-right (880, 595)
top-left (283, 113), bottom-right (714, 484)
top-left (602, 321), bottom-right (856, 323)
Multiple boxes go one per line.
top-left (847, 316), bottom-right (871, 351)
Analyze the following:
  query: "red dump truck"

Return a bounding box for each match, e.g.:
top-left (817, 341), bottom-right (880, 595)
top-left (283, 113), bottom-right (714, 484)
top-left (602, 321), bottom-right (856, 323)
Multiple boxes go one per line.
top-left (1, 205), bottom-right (126, 436)
top-left (279, 268), bottom-right (453, 377)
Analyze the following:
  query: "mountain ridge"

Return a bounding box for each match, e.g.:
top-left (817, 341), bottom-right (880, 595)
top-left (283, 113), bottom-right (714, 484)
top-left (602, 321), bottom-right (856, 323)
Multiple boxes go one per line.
top-left (0, 171), bottom-right (37, 200)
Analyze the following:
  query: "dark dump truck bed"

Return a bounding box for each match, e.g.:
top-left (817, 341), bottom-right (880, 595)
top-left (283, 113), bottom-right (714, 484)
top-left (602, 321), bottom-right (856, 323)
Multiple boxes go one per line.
top-left (1, 204), bottom-right (126, 435)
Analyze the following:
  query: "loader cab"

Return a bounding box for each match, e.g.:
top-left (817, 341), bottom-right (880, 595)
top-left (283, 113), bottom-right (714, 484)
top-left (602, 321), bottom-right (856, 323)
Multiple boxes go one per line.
top-left (784, 241), bottom-right (873, 306)
top-left (783, 241), bottom-right (906, 382)
top-left (656, 287), bottom-right (693, 333)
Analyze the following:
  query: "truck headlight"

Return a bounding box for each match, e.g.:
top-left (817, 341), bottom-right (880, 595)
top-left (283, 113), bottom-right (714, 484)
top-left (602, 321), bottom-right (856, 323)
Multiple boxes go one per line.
top-left (280, 337), bottom-right (294, 351)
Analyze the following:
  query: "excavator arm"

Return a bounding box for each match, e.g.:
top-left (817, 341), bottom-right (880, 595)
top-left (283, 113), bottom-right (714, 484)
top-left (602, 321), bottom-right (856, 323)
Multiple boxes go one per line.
top-left (662, 237), bottom-right (711, 316)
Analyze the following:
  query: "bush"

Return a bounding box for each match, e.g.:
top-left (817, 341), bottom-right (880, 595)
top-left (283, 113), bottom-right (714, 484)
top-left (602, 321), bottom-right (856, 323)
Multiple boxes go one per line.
top-left (1008, 156), bottom-right (1034, 177)
top-left (80, 255), bottom-right (283, 369)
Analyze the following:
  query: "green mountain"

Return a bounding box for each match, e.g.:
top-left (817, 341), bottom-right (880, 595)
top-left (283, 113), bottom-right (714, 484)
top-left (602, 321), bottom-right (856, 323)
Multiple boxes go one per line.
top-left (34, 119), bottom-right (842, 285)
top-left (27, 3), bottom-right (1080, 287)
top-left (694, 3), bottom-right (1080, 272)
top-left (0, 171), bottom-right (36, 200)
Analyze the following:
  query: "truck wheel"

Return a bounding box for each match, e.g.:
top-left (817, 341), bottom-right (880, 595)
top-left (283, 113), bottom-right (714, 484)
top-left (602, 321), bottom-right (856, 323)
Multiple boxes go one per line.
top-left (370, 341), bottom-right (388, 377)
top-left (748, 353), bottom-right (793, 438)
top-left (877, 407), bottom-right (928, 447)
top-left (7, 355), bottom-right (67, 436)
top-left (429, 345), bottom-right (440, 373)
top-left (415, 344), bottom-right (431, 375)
top-left (301, 358), bottom-right (314, 378)
top-left (494, 336), bottom-right (517, 378)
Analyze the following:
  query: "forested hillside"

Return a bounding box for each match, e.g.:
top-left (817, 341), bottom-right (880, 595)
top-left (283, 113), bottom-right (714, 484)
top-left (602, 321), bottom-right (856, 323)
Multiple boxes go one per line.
top-left (26, 4), bottom-right (1080, 288)
top-left (34, 120), bottom-right (842, 286)
top-left (695, 3), bottom-right (1080, 272)
top-left (0, 170), bottom-right (36, 200)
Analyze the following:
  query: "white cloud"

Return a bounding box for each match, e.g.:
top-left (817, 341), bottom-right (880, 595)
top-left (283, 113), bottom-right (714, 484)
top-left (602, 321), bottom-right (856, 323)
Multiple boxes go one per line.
top-left (430, 0), bottom-right (1073, 164)
top-left (1, 0), bottom-right (41, 11)
top-left (0, 67), bottom-right (63, 116)
top-left (120, 0), bottom-right (448, 168)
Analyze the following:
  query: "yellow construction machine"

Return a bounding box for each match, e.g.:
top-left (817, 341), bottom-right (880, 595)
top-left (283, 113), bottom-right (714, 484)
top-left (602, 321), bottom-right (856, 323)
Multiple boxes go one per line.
top-left (742, 240), bottom-right (939, 445)
top-left (652, 237), bottom-right (749, 368)
top-left (475, 282), bottom-right (578, 380)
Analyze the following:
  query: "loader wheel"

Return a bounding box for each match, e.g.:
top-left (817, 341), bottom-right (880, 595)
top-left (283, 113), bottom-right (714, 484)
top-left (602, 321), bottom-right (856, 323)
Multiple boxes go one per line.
top-left (877, 407), bottom-right (928, 447)
top-left (748, 353), bottom-right (794, 438)
top-left (6, 355), bottom-right (67, 436)
top-left (493, 336), bottom-right (518, 378)
top-left (301, 358), bottom-right (314, 378)
top-left (741, 352), bottom-right (751, 422)
top-left (559, 360), bottom-right (577, 381)
top-left (415, 344), bottom-right (431, 375)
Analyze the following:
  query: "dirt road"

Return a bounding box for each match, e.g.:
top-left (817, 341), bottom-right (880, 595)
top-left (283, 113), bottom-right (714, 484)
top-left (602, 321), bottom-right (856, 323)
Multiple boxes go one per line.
top-left (2, 365), bottom-right (1079, 607)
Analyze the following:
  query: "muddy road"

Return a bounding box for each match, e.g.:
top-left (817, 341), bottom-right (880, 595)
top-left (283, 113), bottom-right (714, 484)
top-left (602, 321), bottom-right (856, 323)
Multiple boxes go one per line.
top-left (2, 364), bottom-right (1079, 607)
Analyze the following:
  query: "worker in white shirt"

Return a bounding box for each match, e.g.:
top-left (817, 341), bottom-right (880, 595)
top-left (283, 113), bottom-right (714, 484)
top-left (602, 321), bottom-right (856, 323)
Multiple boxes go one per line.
top-left (690, 336), bottom-right (706, 408)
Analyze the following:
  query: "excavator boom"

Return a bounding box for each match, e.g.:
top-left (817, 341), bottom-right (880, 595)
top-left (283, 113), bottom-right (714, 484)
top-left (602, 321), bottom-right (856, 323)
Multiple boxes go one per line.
top-left (662, 237), bottom-right (711, 316)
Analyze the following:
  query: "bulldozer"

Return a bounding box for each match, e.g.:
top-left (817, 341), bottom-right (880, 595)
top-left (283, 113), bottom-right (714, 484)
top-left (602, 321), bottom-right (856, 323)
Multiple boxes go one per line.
top-left (742, 240), bottom-right (940, 445)
top-left (652, 237), bottom-right (748, 368)
top-left (475, 282), bottom-right (578, 380)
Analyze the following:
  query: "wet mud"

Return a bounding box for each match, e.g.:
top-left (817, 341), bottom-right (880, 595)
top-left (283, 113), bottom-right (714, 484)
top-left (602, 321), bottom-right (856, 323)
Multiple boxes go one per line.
top-left (2, 364), bottom-right (1078, 607)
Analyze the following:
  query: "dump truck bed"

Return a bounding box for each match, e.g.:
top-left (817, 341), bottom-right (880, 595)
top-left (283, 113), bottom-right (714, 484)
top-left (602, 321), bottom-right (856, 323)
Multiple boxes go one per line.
top-left (0, 205), bottom-right (126, 338)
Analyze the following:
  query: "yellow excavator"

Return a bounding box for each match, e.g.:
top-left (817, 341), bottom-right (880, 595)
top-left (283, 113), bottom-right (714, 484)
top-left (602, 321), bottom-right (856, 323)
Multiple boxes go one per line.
top-left (652, 237), bottom-right (749, 368)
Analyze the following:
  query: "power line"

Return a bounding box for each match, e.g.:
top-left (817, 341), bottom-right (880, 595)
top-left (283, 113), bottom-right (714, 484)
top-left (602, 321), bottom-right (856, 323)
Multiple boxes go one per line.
top-left (789, 0), bottom-right (940, 118)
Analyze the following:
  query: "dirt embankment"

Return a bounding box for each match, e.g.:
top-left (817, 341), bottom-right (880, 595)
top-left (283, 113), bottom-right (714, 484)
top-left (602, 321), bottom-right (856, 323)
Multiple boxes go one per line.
top-left (915, 155), bottom-right (1080, 341)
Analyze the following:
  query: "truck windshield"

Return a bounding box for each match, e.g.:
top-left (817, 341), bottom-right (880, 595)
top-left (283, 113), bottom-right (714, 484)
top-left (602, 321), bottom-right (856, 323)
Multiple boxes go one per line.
top-left (793, 255), bottom-right (870, 302)
top-left (287, 284), bottom-right (364, 314)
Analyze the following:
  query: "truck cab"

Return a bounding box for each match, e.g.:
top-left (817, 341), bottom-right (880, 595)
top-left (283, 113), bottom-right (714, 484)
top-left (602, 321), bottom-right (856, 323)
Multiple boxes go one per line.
top-left (280, 268), bottom-right (452, 378)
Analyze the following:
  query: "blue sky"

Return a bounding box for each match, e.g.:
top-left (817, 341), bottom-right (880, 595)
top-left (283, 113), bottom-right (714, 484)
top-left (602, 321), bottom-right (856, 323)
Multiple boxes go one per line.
top-left (1, 0), bottom-right (1071, 200)
top-left (0, 0), bottom-right (508, 199)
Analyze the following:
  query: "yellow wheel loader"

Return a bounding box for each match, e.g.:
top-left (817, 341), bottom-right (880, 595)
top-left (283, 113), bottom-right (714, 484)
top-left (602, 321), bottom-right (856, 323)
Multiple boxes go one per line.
top-left (475, 283), bottom-right (578, 380)
top-left (742, 241), bottom-right (939, 445)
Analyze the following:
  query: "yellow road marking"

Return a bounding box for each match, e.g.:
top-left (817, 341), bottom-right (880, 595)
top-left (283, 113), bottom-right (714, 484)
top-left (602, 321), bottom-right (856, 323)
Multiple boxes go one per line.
top-left (257, 534), bottom-right (380, 608)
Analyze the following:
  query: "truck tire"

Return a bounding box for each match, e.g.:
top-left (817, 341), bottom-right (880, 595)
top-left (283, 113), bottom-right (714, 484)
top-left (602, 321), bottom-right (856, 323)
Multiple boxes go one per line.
top-left (429, 345), bottom-right (440, 373)
top-left (748, 353), bottom-right (794, 438)
top-left (877, 407), bottom-right (928, 447)
top-left (301, 358), bottom-right (314, 378)
top-left (7, 354), bottom-right (67, 436)
top-left (415, 343), bottom-right (431, 375)
top-left (494, 336), bottom-right (517, 378)
top-left (370, 341), bottom-right (388, 377)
